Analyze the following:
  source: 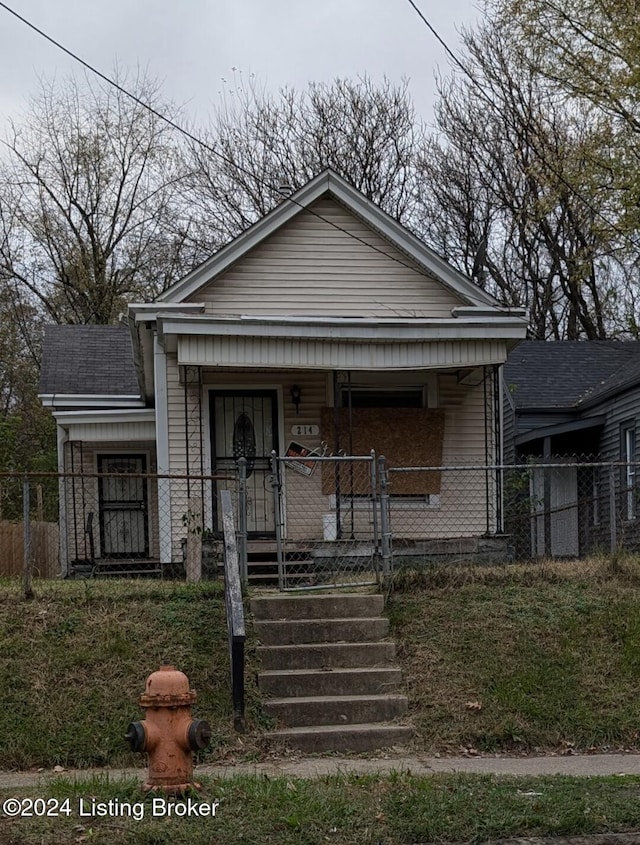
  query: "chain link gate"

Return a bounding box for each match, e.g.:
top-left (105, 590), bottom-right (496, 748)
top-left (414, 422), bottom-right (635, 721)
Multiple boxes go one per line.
top-left (269, 451), bottom-right (386, 591)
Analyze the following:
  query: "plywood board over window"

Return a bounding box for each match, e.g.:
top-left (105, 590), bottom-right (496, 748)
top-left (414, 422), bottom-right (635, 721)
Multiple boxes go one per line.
top-left (320, 407), bottom-right (445, 494)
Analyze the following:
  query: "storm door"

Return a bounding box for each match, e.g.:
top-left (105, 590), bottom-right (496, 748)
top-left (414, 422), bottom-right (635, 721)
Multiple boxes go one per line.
top-left (211, 391), bottom-right (278, 536)
top-left (97, 455), bottom-right (149, 558)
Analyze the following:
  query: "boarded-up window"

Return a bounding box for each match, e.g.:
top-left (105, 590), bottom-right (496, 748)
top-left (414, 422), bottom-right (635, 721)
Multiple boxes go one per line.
top-left (320, 407), bottom-right (444, 494)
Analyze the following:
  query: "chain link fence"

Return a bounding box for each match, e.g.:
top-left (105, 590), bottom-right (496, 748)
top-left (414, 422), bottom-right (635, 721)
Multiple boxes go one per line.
top-left (4, 456), bottom-right (640, 585)
top-left (385, 457), bottom-right (640, 566)
top-left (0, 470), bottom-right (234, 582)
top-left (269, 453), bottom-right (382, 590)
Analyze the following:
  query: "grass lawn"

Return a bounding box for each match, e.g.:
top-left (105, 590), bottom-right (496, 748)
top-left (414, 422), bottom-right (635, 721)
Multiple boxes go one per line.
top-left (2, 556), bottom-right (640, 770)
top-left (388, 556), bottom-right (640, 754)
top-left (0, 579), bottom-right (264, 770)
top-left (2, 772), bottom-right (640, 844)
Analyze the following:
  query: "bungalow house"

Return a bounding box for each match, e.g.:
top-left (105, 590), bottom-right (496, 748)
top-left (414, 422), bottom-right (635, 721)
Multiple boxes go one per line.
top-left (503, 340), bottom-right (640, 558)
top-left (40, 169), bottom-right (528, 578)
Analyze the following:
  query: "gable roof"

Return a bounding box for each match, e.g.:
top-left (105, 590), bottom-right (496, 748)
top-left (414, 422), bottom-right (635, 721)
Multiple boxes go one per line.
top-left (157, 169), bottom-right (508, 311)
top-left (504, 340), bottom-right (640, 411)
top-left (39, 325), bottom-right (141, 399)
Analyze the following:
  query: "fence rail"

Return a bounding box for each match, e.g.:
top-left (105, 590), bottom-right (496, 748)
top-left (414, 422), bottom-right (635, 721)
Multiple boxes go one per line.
top-left (3, 457), bottom-right (640, 586)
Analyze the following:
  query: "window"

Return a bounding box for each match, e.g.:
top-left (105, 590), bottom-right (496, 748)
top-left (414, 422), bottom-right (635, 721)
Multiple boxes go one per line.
top-left (340, 386), bottom-right (424, 408)
top-left (621, 422), bottom-right (636, 521)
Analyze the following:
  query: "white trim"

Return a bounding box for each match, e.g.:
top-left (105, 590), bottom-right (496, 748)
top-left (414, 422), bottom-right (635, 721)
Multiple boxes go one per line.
top-left (159, 314), bottom-right (528, 342)
top-left (40, 394), bottom-right (145, 409)
top-left (53, 409), bottom-right (155, 426)
top-left (129, 302), bottom-right (205, 322)
top-left (452, 306), bottom-right (527, 318)
top-left (154, 336), bottom-right (172, 563)
top-left (157, 170), bottom-right (503, 309)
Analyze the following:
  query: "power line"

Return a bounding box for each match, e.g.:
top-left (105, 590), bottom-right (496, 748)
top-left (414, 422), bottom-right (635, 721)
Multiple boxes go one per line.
top-left (403, 0), bottom-right (640, 253)
top-left (0, 0), bottom-right (438, 284)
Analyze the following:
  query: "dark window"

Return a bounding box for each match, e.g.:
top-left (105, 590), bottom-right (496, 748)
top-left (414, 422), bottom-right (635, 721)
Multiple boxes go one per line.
top-left (340, 387), bottom-right (423, 408)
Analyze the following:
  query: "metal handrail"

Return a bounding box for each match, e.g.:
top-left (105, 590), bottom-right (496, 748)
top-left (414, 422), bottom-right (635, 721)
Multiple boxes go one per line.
top-left (220, 489), bottom-right (246, 733)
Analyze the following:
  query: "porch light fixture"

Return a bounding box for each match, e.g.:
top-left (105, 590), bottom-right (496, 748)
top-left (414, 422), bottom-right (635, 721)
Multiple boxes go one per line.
top-left (290, 384), bottom-right (302, 415)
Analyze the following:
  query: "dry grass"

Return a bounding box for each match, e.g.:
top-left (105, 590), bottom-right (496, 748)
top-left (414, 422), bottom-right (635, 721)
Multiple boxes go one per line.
top-left (389, 554), bottom-right (640, 753)
top-left (3, 555), bottom-right (640, 771)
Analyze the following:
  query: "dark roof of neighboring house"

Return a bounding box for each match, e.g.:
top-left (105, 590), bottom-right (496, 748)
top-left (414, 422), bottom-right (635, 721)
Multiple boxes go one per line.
top-left (504, 340), bottom-right (640, 411)
top-left (39, 325), bottom-right (141, 397)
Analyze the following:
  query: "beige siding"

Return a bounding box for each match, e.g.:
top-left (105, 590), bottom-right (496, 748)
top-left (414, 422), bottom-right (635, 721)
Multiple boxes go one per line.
top-left (388, 375), bottom-right (495, 539)
top-left (187, 197), bottom-right (463, 318)
top-left (166, 355), bottom-right (205, 559)
top-left (165, 361), bottom-right (498, 544)
top-left (440, 373), bottom-right (491, 465)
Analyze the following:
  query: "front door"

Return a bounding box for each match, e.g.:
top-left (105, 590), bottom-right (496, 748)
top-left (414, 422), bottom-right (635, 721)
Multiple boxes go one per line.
top-left (97, 455), bottom-right (149, 558)
top-left (211, 391), bottom-right (278, 536)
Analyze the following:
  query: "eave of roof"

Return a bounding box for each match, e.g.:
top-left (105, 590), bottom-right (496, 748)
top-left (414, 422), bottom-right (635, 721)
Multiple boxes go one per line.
top-left (156, 313), bottom-right (529, 343)
top-left (515, 415), bottom-right (606, 446)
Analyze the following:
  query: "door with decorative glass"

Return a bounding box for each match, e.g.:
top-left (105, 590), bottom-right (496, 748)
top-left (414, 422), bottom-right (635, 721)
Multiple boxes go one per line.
top-left (210, 391), bottom-right (278, 536)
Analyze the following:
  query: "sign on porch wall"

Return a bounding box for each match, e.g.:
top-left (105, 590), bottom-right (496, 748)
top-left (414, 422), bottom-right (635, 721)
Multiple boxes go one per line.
top-left (284, 441), bottom-right (320, 477)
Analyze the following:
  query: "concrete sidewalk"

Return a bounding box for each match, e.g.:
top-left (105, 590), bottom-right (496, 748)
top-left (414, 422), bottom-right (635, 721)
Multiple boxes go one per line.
top-left (3, 753), bottom-right (640, 789)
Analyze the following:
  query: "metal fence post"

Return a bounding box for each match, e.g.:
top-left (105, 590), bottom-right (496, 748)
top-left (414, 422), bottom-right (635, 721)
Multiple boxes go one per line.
top-left (378, 456), bottom-right (392, 591)
top-left (22, 476), bottom-right (33, 599)
top-left (609, 463), bottom-right (617, 554)
top-left (270, 451), bottom-right (285, 590)
top-left (369, 451), bottom-right (380, 582)
top-left (237, 458), bottom-right (248, 588)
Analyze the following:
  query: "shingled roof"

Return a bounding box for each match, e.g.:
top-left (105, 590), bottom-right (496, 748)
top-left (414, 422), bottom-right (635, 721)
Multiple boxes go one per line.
top-left (39, 325), bottom-right (141, 398)
top-left (504, 340), bottom-right (640, 411)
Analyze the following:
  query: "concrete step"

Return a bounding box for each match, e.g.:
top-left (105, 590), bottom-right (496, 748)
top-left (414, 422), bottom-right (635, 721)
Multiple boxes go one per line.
top-left (254, 617), bottom-right (389, 645)
top-left (263, 694), bottom-right (408, 727)
top-left (268, 723), bottom-right (414, 754)
top-left (257, 667), bottom-right (402, 698)
top-left (257, 641), bottom-right (396, 670)
top-left (251, 593), bottom-right (384, 621)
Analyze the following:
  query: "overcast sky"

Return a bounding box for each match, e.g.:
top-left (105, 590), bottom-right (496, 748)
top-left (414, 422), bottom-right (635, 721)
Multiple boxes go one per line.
top-left (0, 0), bottom-right (481, 133)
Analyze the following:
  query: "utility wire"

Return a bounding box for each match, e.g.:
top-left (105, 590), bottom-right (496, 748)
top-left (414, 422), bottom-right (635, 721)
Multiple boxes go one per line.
top-left (404, 0), bottom-right (640, 252)
top-left (0, 0), bottom-right (441, 284)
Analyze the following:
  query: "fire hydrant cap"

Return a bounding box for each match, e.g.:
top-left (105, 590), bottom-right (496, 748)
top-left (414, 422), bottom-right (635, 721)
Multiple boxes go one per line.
top-left (140, 664), bottom-right (197, 707)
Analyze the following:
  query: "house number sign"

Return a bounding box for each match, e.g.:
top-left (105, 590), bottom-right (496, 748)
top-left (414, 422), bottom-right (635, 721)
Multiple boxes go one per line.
top-left (291, 424), bottom-right (319, 436)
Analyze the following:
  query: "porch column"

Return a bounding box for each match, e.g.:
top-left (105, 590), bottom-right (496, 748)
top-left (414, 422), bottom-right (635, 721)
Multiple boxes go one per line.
top-left (154, 336), bottom-right (173, 564)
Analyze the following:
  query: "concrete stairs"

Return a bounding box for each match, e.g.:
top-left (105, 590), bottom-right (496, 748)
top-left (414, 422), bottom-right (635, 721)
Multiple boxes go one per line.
top-left (251, 592), bottom-right (412, 753)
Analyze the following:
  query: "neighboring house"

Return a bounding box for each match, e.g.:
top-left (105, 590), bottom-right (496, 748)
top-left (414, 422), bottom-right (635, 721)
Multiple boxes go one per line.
top-left (503, 340), bottom-right (640, 557)
top-left (39, 169), bottom-right (527, 577)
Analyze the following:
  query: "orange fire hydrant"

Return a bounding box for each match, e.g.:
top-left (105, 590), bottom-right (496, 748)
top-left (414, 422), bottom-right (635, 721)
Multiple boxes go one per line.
top-left (125, 661), bottom-right (211, 794)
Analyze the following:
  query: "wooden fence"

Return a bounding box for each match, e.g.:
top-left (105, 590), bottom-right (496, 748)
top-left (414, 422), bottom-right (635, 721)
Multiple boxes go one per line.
top-left (0, 521), bottom-right (60, 578)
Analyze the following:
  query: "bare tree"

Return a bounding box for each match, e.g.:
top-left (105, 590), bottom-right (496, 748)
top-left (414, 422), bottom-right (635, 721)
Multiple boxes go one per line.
top-left (183, 74), bottom-right (426, 254)
top-left (0, 70), bottom-right (194, 326)
top-left (417, 14), bottom-right (627, 339)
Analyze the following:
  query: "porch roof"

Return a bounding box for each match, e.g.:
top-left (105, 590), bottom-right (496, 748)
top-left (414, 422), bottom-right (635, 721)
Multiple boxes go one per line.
top-left (156, 313), bottom-right (527, 370)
